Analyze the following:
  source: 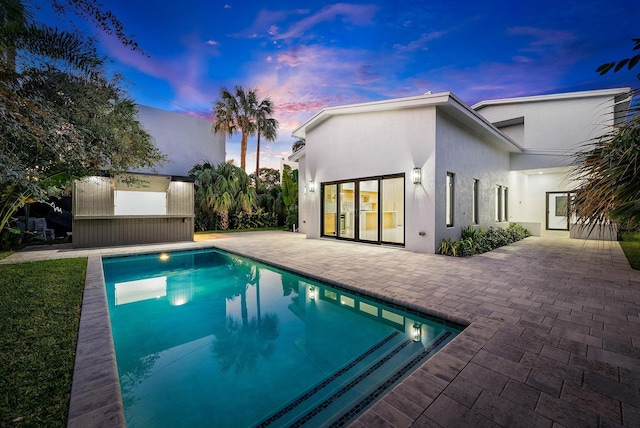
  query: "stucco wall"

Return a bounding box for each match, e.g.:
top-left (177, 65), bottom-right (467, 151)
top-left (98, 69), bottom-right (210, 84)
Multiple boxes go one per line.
top-left (136, 105), bottom-right (225, 176)
top-left (299, 106), bottom-right (437, 250)
top-left (434, 111), bottom-right (511, 248)
top-left (476, 95), bottom-right (619, 152)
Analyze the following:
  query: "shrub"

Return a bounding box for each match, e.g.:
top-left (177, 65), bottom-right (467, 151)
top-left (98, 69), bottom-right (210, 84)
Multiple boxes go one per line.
top-left (232, 210), bottom-right (277, 229)
top-left (284, 207), bottom-right (299, 231)
top-left (438, 224), bottom-right (530, 257)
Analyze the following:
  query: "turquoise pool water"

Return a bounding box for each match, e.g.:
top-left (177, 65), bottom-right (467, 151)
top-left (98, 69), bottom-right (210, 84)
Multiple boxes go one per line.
top-left (102, 249), bottom-right (460, 427)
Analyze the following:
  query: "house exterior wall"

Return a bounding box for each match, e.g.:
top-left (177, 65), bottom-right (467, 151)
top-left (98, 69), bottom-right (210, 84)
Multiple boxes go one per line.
top-left (433, 111), bottom-right (511, 248)
top-left (299, 106), bottom-right (437, 252)
top-left (136, 105), bottom-right (225, 176)
top-left (72, 176), bottom-right (194, 248)
top-left (475, 94), bottom-right (621, 153)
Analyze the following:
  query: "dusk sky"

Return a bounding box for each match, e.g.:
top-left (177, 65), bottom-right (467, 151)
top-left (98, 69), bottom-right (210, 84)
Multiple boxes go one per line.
top-left (35, 0), bottom-right (639, 170)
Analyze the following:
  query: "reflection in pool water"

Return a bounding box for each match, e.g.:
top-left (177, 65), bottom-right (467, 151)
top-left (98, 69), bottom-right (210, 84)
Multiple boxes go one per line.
top-left (103, 249), bottom-right (460, 427)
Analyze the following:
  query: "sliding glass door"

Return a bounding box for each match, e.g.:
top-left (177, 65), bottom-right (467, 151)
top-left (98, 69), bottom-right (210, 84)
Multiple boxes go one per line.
top-left (321, 174), bottom-right (404, 246)
top-left (338, 182), bottom-right (355, 239)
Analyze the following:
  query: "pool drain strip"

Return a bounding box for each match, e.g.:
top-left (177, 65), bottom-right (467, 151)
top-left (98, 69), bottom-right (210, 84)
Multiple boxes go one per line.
top-left (327, 330), bottom-right (454, 427)
top-left (256, 331), bottom-right (400, 427)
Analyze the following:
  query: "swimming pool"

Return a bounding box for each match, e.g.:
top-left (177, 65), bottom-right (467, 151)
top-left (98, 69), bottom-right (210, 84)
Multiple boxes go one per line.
top-left (102, 248), bottom-right (461, 427)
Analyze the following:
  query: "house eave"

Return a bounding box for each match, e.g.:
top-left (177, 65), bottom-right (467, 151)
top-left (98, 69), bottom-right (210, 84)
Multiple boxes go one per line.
top-left (472, 87), bottom-right (632, 111)
top-left (292, 91), bottom-right (523, 153)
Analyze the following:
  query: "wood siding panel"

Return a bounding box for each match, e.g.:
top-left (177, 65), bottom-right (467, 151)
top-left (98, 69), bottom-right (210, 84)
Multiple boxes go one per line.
top-left (167, 182), bottom-right (194, 216)
top-left (73, 178), bottom-right (114, 216)
top-left (72, 218), bottom-right (193, 248)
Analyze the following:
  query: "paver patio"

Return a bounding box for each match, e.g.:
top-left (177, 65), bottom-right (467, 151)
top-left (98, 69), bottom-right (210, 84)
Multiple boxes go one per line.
top-left (2, 231), bottom-right (639, 427)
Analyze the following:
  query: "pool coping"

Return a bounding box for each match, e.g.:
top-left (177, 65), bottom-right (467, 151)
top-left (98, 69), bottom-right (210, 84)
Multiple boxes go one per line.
top-left (66, 242), bottom-right (495, 427)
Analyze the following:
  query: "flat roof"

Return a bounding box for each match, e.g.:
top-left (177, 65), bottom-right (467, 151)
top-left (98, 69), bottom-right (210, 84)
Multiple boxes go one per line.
top-left (471, 87), bottom-right (632, 111)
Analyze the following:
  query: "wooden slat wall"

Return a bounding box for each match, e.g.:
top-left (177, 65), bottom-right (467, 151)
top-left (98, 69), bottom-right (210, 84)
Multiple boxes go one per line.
top-left (167, 182), bottom-right (194, 215)
top-left (72, 178), bottom-right (195, 248)
top-left (73, 177), bottom-right (114, 216)
top-left (72, 217), bottom-right (194, 248)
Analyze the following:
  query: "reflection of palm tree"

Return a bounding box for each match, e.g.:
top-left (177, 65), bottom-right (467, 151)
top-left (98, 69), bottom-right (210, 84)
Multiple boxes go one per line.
top-left (119, 353), bottom-right (161, 407)
top-left (212, 314), bottom-right (279, 373)
top-left (212, 257), bottom-right (280, 373)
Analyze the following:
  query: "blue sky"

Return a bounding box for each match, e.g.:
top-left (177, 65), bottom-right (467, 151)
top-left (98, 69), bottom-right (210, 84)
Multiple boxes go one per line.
top-left (35, 0), bottom-right (640, 169)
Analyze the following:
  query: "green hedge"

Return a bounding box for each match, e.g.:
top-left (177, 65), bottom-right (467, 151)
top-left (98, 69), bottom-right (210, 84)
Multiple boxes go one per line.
top-left (438, 224), bottom-right (530, 257)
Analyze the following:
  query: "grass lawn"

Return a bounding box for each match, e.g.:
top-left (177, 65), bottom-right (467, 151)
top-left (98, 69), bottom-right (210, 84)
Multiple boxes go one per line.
top-left (620, 231), bottom-right (640, 270)
top-left (0, 258), bottom-right (86, 427)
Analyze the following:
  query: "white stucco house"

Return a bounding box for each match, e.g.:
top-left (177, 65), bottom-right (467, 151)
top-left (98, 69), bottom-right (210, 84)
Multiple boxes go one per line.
top-left (290, 88), bottom-right (632, 254)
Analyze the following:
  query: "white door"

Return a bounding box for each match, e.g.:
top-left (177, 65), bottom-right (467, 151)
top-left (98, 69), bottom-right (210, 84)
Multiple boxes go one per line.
top-left (547, 192), bottom-right (569, 230)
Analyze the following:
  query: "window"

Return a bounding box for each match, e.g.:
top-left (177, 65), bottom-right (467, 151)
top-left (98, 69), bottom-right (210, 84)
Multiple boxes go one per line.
top-left (495, 185), bottom-right (508, 222)
top-left (503, 187), bottom-right (508, 222)
top-left (472, 179), bottom-right (479, 225)
top-left (446, 172), bottom-right (454, 227)
top-left (495, 185), bottom-right (502, 222)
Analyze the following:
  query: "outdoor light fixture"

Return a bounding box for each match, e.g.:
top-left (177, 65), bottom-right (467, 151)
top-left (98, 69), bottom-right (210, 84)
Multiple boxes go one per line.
top-left (309, 286), bottom-right (317, 301)
top-left (412, 167), bottom-right (421, 184)
top-left (309, 180), bottom-right (316, 192)
top-left (412, 322), bottom-right (422, 342)
top-left (159, 253), bottom-right (170, 261)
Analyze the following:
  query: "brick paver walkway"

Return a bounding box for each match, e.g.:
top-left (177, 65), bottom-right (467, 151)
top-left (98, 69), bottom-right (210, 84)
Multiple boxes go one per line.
top-left (3, 232), bottom-right (639, 427)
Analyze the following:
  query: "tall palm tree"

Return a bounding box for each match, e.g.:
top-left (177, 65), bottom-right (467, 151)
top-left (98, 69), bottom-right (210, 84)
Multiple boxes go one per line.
top-left (213, 86), bottom-right (258, 171)
top-left (254, 96), bottom-right (279, 187)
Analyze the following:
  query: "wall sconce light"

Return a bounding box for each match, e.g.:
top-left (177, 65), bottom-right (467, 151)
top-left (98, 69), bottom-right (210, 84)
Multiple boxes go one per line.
top-left (412, 322), bottom-right (422, 342)
top-left (412, 167), bottom-right (421, 184)
top-left (309, 180), bottom-right (316, 192)
top-left (308, 286), bottom-right (317, 300)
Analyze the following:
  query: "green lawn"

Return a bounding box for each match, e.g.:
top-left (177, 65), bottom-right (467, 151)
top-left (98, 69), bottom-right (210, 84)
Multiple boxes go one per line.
top-left (620, 231), bottom-right (640, 270)
top-left (0, 258), bottom-right (86, 427)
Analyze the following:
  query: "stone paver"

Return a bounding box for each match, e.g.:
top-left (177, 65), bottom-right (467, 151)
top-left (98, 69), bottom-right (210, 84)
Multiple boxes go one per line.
top-left (2, 231), bottom-right (640, 427)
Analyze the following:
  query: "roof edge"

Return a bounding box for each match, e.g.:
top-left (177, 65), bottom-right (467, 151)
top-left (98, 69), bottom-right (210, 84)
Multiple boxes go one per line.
top-left (472, 87), bottom-right (632, 110)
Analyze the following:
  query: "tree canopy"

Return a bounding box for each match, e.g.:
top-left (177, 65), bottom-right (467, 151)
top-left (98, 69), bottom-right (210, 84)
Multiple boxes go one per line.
top-left (212, 86), bottom-right (279, 172)
top-left (0, 0), bottom-right (165, 232)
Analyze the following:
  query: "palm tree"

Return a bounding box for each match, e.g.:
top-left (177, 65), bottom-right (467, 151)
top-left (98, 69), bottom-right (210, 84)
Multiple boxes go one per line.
top-left (571, 112), bottom-right (640, 229)
top-left (254, 96), bottom-right (279, 187)
top-left (291, 138), bottom-right (306, 153)
top-left (213, 86), bottom-right (258, 171)
top-left (190, 162), bottom-right (256, 230)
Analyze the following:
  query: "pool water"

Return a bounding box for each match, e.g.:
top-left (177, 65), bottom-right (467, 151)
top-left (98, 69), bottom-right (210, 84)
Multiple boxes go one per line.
top-left (102, 249), bottom-right (460, 427)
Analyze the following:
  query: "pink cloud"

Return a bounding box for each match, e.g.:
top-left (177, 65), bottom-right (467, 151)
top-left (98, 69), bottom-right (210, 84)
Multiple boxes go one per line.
top-left (274, 3), bottom-right (379, 40)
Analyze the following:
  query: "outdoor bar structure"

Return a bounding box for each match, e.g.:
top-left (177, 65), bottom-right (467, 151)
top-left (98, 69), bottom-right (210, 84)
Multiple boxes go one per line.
top-left (72, 174), bottom-right (194, 248)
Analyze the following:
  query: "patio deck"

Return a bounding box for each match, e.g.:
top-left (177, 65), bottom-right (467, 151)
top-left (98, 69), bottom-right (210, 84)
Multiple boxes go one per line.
top-left (2, 231), bottom-right (639, 427)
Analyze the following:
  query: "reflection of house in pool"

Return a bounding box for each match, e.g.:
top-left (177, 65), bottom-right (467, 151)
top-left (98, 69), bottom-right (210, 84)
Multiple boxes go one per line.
top-left (291, 88), bottom-right (631, 253)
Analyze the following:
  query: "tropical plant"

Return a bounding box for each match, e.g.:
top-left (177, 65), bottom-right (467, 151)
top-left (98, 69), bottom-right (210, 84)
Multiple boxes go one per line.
top-left (596, 38), bottom-right (640, 79)
top-left (291, 138), bottom-right (306, 153)
top-left (0, 0), bottom-right (164, 234)
top-left (571, 113), bottom-right (640, 229)
top-left (212, 86), bottom-right (257, 171)
top-left (254, 97), bottom-right (279, 186)
top-left (281, 165), bottom-right (299, 230)
top-left (438, 224), bottom-right (530, 257)
top-left (190, 162), bottom-right (256, 230)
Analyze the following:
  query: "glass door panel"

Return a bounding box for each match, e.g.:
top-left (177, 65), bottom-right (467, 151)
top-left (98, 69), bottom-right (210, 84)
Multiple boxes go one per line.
top-left (358, 180), bottom-right (379, 242)
top-left (338, 182), bottom-right (355, 239)
top-left (547, 192), bottom-right (570, 230)
top-left (323, 184), bottom-right (337, 236)
top-left (381, 177), bottom-right (404, 244)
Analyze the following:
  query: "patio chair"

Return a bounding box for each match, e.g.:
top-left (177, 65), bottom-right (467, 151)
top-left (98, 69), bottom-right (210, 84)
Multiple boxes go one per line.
top-left (34, 217), bottom-right (55, 241)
